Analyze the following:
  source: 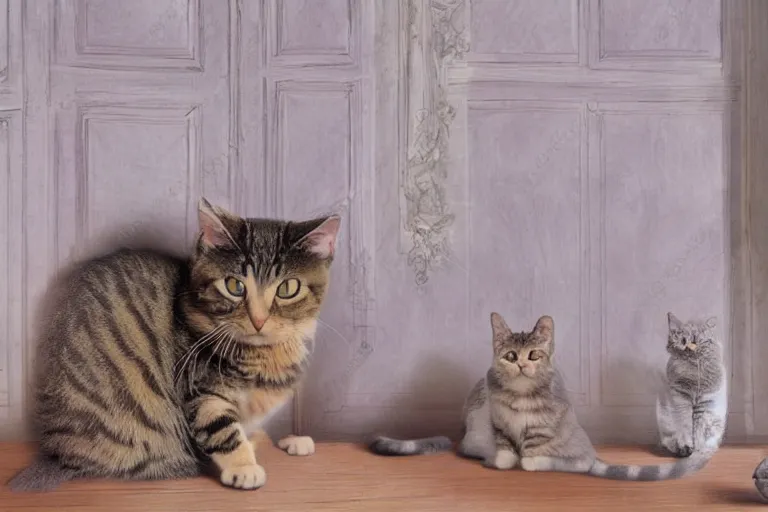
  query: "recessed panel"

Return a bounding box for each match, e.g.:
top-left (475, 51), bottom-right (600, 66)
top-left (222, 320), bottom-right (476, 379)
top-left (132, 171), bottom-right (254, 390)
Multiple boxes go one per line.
top-left (76, 106), bottom-right (198, 250)
top-left (269, 0), bottom-right (357, 67)
top-left (468, 103), bottom-right (587, 401)
top-left (599, 0), bottom-right (721, 59)
top-left (55, 0), bottom-right (201, 70)
top-left (82, 0), bottom-right (190, 52)
top-left (600, 109), bottom-right (725, 405)
top-left (471, 0), bottom-right (579, 63)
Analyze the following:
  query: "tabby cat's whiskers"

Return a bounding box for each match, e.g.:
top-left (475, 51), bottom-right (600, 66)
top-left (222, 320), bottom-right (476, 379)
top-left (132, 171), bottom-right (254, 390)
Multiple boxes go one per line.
top-left (173, 324), bottom-right (228, 386)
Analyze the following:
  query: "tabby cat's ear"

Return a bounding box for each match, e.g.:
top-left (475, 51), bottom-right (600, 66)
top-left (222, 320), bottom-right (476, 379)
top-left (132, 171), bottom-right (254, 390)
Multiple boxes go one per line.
top-left (667, 312), bottom-right (683, 331)
top-left (533, 315), bottom-right (554, 354)
top-left (490, 312), bottom-right (511, 351)
top-left (197, 198), bottom-right (238, 250)
top-left (293, 215), bottom-right (341, 260)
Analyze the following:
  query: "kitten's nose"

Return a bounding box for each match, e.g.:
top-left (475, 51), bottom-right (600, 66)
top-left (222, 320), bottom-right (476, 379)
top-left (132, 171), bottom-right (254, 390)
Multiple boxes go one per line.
top-left (253, 317), bottom-right (267, 331)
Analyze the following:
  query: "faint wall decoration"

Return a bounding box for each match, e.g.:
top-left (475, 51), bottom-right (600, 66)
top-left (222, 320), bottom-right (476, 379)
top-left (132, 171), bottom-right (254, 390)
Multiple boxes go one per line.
top-left (400, 0), bottom-right (468, 285)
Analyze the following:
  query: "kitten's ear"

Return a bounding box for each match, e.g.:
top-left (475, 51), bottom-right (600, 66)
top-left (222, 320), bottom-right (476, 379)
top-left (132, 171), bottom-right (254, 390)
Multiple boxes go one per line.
top-left (533, 315), bottom-right (555, 354)
top-left (667, 312), bottom-right (683, 331)
top-left (490, 312), bottom-right (511, 337)
top-left (490, 312), bottom-right (511, 351)
top-left (293, 215), bottom-right (341, 260)
top-left (197, 198), bottom-right (239, 250)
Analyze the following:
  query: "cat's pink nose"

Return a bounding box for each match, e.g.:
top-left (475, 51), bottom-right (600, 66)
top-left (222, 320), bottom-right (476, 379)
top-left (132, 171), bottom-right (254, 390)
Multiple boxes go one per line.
top-left (253, 317), bottom-right (267, 331)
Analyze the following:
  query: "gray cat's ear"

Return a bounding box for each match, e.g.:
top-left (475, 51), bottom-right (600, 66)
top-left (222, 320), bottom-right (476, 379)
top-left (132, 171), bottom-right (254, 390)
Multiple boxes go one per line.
top-left (295, 215), bottom-right (341, 259)
top-left (531, 316), bottom-right (555, 356)
top-left (667, 312), bottom-right (683, 331)
top-left (198, 198), bottom-right (238, 250)
top-left (533, 316), bottom-right (554, 338)
top-left (490, 312), bottom-right (511, 338)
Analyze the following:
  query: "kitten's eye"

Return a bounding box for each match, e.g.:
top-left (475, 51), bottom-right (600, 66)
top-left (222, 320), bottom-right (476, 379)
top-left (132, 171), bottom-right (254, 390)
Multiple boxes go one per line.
top-left (529, 350), bottom-right (543, 361)
top-left (276, 278), bottom-right (301, 299)
top-left (225, 277), bottom-right (245, 297)
top-left (504, 351), bottom-right (518, 363)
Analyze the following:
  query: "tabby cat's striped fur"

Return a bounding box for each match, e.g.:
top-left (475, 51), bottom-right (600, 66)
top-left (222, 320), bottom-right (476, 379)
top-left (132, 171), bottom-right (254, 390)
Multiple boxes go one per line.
top-left (9, 199), bottom-right (340, 491)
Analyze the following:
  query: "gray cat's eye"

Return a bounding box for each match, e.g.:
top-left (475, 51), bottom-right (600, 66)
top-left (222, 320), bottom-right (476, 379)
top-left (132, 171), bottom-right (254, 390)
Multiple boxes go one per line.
top-left (504, 351), bottom-right (518, 363)
top-left (225, 277), bottom-right (245, 297)
top-left (529, 351), bottom-right (543, 361)
top-left (276, 278), bottom-right (301, 299)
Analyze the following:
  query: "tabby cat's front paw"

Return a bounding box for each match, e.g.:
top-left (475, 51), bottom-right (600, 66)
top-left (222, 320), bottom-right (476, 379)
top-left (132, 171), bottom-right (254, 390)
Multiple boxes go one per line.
top-left (220, 463), bottom-right (267, 490)
top-left (674, 445), bottom-right (693, 458)
top-left (278, 435), bottom-right (315, 456)
top-left (483, 449), bottom-right (518, 470)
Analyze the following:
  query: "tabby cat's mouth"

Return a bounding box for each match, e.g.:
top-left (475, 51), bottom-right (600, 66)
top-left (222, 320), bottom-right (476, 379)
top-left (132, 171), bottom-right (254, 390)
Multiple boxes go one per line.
top-left (240, 333), bottom-right (281, 347)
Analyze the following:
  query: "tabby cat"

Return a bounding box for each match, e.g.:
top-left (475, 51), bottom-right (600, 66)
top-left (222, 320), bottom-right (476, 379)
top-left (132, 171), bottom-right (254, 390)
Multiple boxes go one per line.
top-left (371, 313), bottom-right (716, 481)
top-left (656, 312), bottom-right (727, 458)
top-left (9, 199), bottom-right (340, 491)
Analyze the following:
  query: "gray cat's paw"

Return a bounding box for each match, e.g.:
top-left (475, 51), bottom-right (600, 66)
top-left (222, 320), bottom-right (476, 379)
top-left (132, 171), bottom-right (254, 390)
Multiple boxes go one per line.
top-left (482, 450), bottom-right (518, 470)
top-left (674, 445), bottom-right (693, 458)
top-left (753, 458), bottom-right (768, 501)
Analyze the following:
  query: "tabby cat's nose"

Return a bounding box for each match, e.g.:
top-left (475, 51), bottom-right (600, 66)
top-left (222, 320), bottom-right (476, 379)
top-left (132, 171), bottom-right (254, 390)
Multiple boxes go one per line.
top-left (253, 317), bottom-right (267, 331)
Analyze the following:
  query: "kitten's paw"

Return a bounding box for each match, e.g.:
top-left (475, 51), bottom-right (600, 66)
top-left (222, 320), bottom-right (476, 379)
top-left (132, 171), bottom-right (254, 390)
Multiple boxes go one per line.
top-left (521, 456), bottom-right (547, 472)
top-left (482, 449), bottom-right (518, 470)
top-left (220, 463), bottom-right (267, 490)
top-left (278, 435), bottom-right (315, 456)
top-left (674, 445), bottom-right (693, 458)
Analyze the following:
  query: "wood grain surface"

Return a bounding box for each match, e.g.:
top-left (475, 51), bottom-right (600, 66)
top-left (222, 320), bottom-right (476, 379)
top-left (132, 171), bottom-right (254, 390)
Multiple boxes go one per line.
top-left (1, 443), bottom-right (767, 511)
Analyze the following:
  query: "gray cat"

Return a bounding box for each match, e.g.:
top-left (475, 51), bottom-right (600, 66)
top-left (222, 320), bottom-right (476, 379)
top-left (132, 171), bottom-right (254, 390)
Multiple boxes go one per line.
top-left (656, 312), bottom-right (727, 458)
top-left (371, 313), bottom-right (715, 481)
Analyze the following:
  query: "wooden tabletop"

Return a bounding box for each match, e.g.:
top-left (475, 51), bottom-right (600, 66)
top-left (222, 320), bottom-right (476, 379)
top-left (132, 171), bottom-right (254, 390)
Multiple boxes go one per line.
top-left (1, 443), bottom-right (767, 511)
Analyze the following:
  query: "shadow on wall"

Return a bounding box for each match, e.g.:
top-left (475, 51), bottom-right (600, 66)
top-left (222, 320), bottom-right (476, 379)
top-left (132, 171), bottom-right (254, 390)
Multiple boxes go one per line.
top-left (364, 351), bottom-right (477, 442)
top-left (78, 217), bottom-right (192, 261)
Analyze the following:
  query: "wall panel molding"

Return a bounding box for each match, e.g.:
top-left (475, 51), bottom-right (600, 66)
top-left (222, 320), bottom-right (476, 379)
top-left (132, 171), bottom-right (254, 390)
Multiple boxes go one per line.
top-left (55, 0), bottom-right (202, 71)
top-left (588, 0), bottom-right (724, 72)
top-left (468, 0), bottom-right (582, 65)
top-left (0, 110), bottom-right (23, 431)
top-left (265, 0), bottom-right (359, 69)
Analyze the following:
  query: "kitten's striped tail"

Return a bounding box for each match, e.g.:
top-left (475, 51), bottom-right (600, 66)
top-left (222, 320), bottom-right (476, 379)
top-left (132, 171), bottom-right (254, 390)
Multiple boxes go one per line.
top-left (7, 455), bottom-right (78, 492)
top-left (588, 450), bottom-right (713, 481)
top-left (369, 435), bottom-right (452, 456)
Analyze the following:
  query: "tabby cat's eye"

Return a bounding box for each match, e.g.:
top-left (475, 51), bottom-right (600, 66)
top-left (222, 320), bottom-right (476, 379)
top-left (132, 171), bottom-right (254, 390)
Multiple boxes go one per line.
top-left (276, 278), bottom-right (301, 299)
top-left (225, 277), bottom-right (245, 297)
top-left (504, 351), bottom-right (518, 363)
top-left (529, 350), bottom-right (543, 361)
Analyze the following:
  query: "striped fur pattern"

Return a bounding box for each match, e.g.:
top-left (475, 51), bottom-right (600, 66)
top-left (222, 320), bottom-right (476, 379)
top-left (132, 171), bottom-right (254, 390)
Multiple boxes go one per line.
top-left (9, 199), bottom-right (340, 492)
top-left (372, 313), bottom-right (714, 481)
top-left (657, 313), bottom-right (727, 458)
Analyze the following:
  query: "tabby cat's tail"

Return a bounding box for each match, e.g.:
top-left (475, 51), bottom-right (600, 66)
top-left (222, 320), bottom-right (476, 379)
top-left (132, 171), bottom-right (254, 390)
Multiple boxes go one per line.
top-left (587, 451), bottom-right (713, 481)
top-left (369, 435), bottom-right (452, 456)
top-left (7, 455), bottom-right (78, 492)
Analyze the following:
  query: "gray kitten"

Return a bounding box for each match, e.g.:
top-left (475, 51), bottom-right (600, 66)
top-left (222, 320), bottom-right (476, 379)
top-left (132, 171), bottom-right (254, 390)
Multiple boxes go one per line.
top-left (656, 312), bottom-right (727, 458)
top-left (371, 313), bottom-right (715, 481)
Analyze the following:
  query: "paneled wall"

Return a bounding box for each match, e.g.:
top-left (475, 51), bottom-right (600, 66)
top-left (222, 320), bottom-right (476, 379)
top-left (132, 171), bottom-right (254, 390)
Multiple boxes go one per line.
top-left (0, 0), bottom-right (755, 444)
